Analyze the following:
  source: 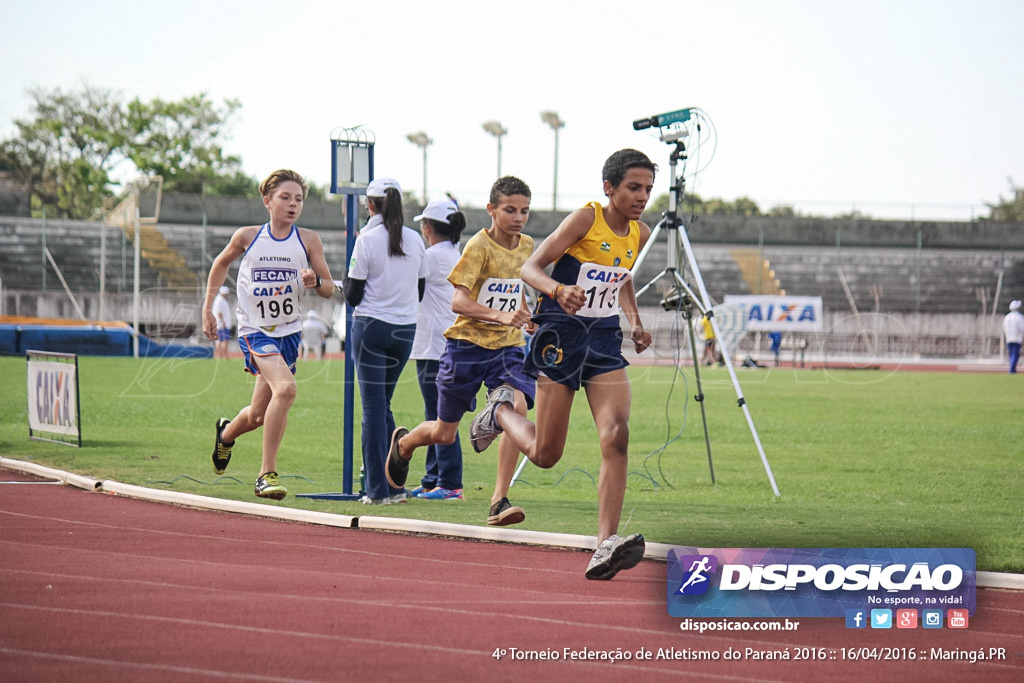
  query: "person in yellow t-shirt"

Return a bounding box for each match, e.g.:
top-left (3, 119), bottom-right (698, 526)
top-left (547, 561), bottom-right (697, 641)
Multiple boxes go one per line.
top-left (385, 176), bottom-right (535, 527)
top-left (700, 314), bottom-right (720, 365)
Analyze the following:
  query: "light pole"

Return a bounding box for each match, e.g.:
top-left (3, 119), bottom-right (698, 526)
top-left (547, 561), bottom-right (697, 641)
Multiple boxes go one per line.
top-left (406, 131), bottom-right (432, 202)
top-left (482, 120), bottom-right (507, 177)
top-left (540, 111), bottom-right (564, 211)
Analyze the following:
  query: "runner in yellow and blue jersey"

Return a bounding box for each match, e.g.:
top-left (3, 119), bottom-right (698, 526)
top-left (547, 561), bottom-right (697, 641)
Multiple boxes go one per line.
top-left (468, 149), bottom-right (657, 580)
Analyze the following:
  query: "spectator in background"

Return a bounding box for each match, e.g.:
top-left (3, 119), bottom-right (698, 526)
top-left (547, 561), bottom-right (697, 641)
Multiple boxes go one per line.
top-left (300, 310), bottom-right (330, 360)
top-left (700, 313), bottom-right (720, 366)
top-left (1003, 300), bottom-right (1024, 374)
top-left (211, 285), bottom-right (234, 359)
top-left (408, 198), bottom-right (468, 500)
top-left (343, 177), bottom-right (426, 505)
top-left (768, 330), bottom-right (783, 367)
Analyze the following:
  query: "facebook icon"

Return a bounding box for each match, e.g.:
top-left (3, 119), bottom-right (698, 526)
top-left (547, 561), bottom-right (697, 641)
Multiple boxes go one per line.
top-left (845, 609), bottom-right (867, 629)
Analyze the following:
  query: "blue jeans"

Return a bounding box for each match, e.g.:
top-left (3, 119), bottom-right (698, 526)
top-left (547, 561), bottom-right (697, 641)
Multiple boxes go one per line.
top-left (416, 359), bottom-right (463, 491)
top-left (1009, 342), bottom-right (1021, 374)
top-left (350, 316), bottom-right (415, 499)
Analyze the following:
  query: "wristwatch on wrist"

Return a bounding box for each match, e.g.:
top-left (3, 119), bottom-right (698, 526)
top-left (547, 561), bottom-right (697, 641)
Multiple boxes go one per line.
top-left (315, 274), bottom-right (323, 289)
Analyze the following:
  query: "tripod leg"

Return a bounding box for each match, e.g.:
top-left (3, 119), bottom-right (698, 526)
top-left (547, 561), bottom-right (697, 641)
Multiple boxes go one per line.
top-left (685, 312), bottom-right (715, 484)
top-left (705, 313), bottom-right (781, 496)
top-left (509, 454), bottom-right (529, 486)
top-left (674, 222), bottom-right (781, 497)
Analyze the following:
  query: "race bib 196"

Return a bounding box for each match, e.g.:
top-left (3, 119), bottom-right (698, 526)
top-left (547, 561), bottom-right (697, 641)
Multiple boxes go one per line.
top-left (575, 263), bottom-right (631, 318)
top-left (251, 267), bottom-right (301, 328)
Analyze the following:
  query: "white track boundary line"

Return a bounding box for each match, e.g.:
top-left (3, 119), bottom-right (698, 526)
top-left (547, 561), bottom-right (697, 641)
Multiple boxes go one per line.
top-left (2, 457), bottom-right (1021, 590)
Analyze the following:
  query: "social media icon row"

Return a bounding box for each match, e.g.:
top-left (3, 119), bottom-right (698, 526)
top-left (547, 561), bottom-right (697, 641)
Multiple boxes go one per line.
top-left (845, 608), bottom-right (968, 629)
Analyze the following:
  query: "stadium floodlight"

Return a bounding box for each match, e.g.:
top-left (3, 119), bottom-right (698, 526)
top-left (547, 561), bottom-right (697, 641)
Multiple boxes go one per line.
top-left (406, 131), bottom-right (432, 202)
top-left (540, 111), bottom-right (565, 211)
top-left (482, 120), bottom-right (507, 177)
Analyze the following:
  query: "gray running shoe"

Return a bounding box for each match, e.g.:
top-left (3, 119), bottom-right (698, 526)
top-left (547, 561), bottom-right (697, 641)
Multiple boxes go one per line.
top-left (585, 533), bottom-right (646, 580)
top-left (469, 384), bottom-right (514, 453)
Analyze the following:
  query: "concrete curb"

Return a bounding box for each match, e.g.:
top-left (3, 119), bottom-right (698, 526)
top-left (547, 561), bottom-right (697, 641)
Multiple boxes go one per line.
top-left (3, 457), bottom-right (1022, 590)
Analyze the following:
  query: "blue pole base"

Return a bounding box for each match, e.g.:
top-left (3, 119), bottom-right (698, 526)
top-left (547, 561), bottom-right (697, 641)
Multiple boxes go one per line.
top-left (294, 492), bottom-right (362, 501)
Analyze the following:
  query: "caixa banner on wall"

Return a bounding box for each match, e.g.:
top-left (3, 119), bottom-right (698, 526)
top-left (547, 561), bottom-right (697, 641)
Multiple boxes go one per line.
top-left (667, 548), bottom-right (975, 618)
top-left (722, 295), bottom-right (823, 332)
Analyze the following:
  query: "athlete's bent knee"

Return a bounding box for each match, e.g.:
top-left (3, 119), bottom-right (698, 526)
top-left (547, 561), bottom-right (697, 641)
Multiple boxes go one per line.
top-left (599, 421), bottom-right (630, 453)
top-left (275, 383), bottom-right (297, 405)
top-left (531, 452), bottom-right (562, 469)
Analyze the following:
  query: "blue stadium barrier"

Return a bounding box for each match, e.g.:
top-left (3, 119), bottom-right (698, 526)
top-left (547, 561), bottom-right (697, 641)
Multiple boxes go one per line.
top-left (0, 327), bottom-right (17, 355)
top-left (0, 325), bottom-right (212, 359)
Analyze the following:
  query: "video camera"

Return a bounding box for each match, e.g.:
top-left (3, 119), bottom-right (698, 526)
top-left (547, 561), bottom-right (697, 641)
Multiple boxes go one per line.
top-left (632, 108), bottom-right (693, 131)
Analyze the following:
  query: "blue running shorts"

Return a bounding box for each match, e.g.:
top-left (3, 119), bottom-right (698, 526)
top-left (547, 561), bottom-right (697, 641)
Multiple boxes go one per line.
top-left (435, 339), bottom-right (535, 423)
top-left (239, 331), bottom-right (300, 375)
top-left (522, 317), bottom-right (628, 391)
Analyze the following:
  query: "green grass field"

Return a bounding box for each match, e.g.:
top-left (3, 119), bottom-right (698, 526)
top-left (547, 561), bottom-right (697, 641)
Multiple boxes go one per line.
top-left (2, 355), bottom-right (1021, 573)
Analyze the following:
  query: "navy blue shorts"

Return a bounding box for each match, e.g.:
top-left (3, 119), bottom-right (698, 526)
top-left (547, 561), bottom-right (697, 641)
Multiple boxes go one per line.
top-left (239, 331), bottom-right (300, 375)
top-left (522, 317), bottom-right (628, 391)
top-left (435, 339), bottom-right (535, 423)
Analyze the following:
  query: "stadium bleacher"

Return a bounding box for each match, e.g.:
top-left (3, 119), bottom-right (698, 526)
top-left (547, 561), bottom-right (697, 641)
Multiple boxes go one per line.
top-left (2, 212), bottom-right (1023, 358)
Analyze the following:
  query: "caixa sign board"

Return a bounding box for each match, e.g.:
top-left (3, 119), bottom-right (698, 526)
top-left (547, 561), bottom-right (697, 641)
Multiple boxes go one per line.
top-left (723, 295), bottom-right (823, 332)
top-left (26, 350), bottom-right (81, 447)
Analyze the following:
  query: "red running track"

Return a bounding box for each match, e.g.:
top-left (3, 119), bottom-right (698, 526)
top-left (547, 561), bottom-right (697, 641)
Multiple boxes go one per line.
top-left (1, 468), bottom-right (1021, 683)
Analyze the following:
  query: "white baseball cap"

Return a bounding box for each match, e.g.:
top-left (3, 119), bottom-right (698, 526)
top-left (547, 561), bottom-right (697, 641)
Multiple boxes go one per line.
top-left (414, 199), bottom-right (459, 224)
top-left (218, 285), bottom-right (231, 295)
top-left (366, 177), bottom-right (402, 198)
top-left (1010, 300), bottom-right (1022, 311)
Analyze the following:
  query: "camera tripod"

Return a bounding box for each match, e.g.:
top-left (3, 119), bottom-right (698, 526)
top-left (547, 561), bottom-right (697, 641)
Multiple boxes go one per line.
top-left (633, 123), bottom-right (780, 496)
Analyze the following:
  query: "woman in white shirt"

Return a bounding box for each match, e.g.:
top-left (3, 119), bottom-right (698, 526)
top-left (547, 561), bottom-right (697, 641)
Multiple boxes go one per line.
top-left (344, 178), bottom-right (426, 504)
top-left (408, 199), bottom-right (467, 499)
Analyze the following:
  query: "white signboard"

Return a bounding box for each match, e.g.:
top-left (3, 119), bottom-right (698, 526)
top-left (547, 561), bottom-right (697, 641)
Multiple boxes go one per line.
top-left (722, 295), bottom-right (824, 332)
top-left (27, 352), bottom-right (81, 446)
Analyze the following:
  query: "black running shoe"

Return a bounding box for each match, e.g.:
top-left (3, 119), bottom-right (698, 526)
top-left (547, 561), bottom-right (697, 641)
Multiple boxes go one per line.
top-left (211, 418), bottom-right (234, 475)
top-left (385, 427), bottom-right (410, 489)
top-left (487, 496), bottom-right (525, 526)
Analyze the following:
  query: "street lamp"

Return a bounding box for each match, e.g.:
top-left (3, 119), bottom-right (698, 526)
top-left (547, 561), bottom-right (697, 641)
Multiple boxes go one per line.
top-left (482, 120), bottom-right (507, 177)
top-left (406, 131), bottom-right (432, 202)
top-left (540, 111), bottom-right (565, 211)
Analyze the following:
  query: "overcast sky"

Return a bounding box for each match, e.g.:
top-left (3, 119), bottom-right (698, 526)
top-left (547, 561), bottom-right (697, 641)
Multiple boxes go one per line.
top-left (3, 0), bottom-right (1022, 220)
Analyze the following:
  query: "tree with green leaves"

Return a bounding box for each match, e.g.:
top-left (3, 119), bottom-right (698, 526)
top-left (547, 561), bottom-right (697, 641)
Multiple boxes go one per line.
top-left (0, 82), bottom-right (254, 219)
top-left (986, 179), bottom-right (1024, 222)
top-left (126, 94), bottom-right (248, 196)
top-left (649, 192), bottom-right (705, 214)
top-left (767, 204), bottom-right (796, 217)
top-left (648, 192), bottom-right (763, 216)
top-left (0, 82), bottom-right (128, 218)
